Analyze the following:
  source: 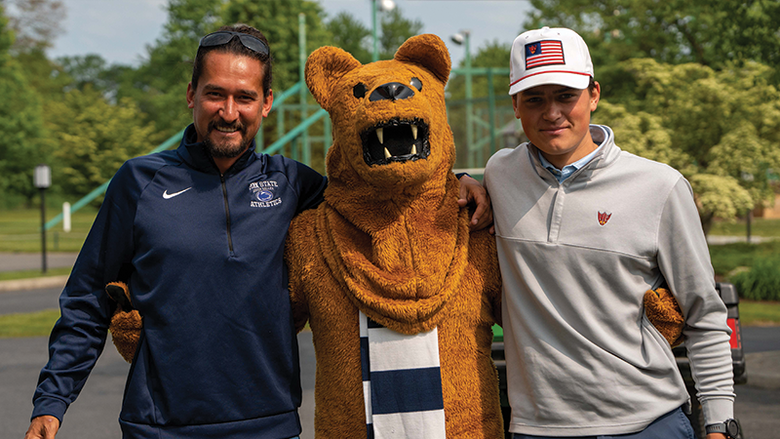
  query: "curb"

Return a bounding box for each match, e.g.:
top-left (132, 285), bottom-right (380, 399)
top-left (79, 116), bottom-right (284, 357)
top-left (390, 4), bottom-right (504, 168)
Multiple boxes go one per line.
top-left (0, 276), bottom-right (69, 293)
top-left (744, 351), bottom-right (780, 390)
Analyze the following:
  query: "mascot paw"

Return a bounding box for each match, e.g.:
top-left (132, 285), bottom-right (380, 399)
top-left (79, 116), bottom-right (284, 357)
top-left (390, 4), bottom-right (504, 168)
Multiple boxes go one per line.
top-left (644, 288), bottom-right (684, 347)
top-left (106, 281), bottom-right (141, 363)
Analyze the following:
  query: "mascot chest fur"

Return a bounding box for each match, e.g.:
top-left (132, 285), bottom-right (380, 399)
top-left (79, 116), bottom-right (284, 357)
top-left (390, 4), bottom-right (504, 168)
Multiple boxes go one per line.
top-left (285, 34), bottom-right (503, 438)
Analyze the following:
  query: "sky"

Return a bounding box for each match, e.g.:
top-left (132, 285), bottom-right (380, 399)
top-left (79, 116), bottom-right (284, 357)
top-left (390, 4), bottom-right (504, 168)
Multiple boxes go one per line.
top-left (45, 0), bottom-right (533, 69)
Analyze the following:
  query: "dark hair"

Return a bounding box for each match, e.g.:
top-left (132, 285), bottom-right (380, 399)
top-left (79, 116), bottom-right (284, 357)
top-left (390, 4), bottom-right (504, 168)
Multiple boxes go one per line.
top-left (191, 24), bottom-right (273, 97)
top-left (588, 76), bottom-right (597, 95)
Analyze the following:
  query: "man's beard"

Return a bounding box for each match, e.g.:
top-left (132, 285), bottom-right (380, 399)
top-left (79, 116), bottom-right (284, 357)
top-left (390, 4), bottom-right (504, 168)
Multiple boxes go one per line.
top-left (203, 121), bottom-right (252, 159)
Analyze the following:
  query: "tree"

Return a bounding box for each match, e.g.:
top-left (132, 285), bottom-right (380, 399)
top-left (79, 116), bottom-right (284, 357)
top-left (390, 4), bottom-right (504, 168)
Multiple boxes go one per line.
top-left (525, 0), bottom-right (780, 73)
top-left (1, 0), bottom-right (65, 52)
top-left (113, 0), bottom-right (224, 141)
top-left (378, 7), bottom-right (422, 60)
top-left (0, 4), bottom-right (46, 207)
top-left (592, 59), bottom-right (780, 232)
top-left (47, 86), bottom-right (156, 200)
top-left (326, 11), bottom-right (371, 64)
top-left (222, 0), bottom-right (331, 92)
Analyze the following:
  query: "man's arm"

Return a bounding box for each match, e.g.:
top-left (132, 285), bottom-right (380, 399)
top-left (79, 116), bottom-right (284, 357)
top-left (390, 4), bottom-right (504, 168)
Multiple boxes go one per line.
top-left (456, 174), bottom-right (493, 232)
top-left (656, 177), bottom-right (734, 427)
top-left (27, 161), bottom-right (140, 432)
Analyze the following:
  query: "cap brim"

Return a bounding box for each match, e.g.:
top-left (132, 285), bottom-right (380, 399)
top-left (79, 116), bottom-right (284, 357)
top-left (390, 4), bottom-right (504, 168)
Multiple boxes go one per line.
top-left (509, 71), bottom-right (591, 95)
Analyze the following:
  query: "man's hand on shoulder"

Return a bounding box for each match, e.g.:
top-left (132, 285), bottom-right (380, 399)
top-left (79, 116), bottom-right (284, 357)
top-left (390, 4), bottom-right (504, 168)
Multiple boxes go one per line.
top-left (457, 174), bottom-right (494, 233)
top-left (24, 416), bottom-right (59, 439)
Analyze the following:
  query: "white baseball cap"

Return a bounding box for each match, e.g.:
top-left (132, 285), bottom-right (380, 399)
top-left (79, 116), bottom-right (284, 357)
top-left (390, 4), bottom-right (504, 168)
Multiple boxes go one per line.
top-left (508, 26), bottom-right (594, 95)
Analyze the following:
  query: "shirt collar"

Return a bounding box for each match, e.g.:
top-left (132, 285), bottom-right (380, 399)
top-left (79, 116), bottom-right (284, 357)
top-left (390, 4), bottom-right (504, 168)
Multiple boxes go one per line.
top-left (538, 125), bottom-right (608, 183)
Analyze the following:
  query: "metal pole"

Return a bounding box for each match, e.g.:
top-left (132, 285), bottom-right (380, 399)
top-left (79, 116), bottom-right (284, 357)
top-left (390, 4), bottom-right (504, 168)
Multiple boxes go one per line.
top-left (40, 188), bottom-right (47, 273)
top-left (299, 13), bottom-right (310, 165)
top-left (487, 68), bottom-right (497, 156)
top-left (464, 32), bottom-right (475, 166)
top-left (372, 0), bottom-right (379, 62)
top-left (746, 209), bottom-right (752, 243)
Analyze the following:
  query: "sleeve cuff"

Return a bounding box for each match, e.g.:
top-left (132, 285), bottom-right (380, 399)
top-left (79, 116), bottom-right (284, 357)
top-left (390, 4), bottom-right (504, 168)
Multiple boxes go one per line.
top-left (32, 396), bottom-right (68, 424)
top-left (701, 397), bottom-right (735, 426)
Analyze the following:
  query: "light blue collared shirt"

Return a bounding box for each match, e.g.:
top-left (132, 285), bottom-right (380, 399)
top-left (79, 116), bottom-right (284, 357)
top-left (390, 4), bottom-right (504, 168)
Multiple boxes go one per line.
top-left (538, 126), bottom-right (607, 183)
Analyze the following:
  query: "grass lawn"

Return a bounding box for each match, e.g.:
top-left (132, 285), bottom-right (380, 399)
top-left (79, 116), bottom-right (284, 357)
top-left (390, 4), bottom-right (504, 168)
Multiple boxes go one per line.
top-left (0, 267), bottom-right (71, 281)
top-left (739, 300), bottom-right (780, 326)
top-left (709, 217), bottom-right (780, 238)
top-left (0, 207), bottom-right (97, 252)
top-left (0, 309), bottom-right (60, 338)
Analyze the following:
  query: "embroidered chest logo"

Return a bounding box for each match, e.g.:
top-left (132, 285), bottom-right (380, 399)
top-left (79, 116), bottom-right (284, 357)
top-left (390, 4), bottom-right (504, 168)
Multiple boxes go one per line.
top-left (249, 180), bottom-right (282, 208)
top-left (597, 211), bottom-right (612, 226)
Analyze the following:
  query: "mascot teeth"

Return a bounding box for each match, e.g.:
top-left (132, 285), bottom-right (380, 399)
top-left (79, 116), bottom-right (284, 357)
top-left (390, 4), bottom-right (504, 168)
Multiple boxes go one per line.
top-left (361, 118), bottom-right (429, 166)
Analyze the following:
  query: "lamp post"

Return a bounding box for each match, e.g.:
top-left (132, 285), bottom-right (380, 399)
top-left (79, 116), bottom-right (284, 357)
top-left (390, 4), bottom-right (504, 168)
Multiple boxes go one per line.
top-left (372, 0), bottom-right (396, 62)
top-left (451, 31), bottom-right (475, 165)
top-left (33, 164), bottom-right (51, 273)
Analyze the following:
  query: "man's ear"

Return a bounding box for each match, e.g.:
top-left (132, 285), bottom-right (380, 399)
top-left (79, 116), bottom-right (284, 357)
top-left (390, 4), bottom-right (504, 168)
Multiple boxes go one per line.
top-left (394, 34), bottom-right (451, 85)
top-left (261, 89), bottom-right (274, 118)
top-left (590, 81), bottom-right (601, 112)
top-left (186, 82), bottom-right (195, 109)
top-left (305, 46), bottom-right (362, 111)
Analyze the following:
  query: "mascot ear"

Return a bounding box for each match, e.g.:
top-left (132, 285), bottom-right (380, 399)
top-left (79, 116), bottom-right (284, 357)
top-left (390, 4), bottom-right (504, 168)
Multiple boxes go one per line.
top-left (306, 46), bottom-right (362, 111)
top-left (394, 34), bottom-right (451, 85)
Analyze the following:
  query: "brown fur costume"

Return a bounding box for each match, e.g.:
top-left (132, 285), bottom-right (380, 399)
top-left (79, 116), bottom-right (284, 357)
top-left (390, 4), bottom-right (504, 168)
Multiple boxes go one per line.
top-left (286, 34), bottom-right (504, 438)
top-left (106, 281), bottom-right (141, 363)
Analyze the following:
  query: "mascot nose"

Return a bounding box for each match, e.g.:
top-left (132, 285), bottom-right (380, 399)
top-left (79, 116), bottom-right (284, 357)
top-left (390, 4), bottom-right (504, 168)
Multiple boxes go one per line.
top-left (369, 82), bottom-right (415, 102)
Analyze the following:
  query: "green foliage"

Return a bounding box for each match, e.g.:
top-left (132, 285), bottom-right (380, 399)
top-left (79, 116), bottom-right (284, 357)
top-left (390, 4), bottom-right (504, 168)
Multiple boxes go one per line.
top-left (114, 0), bottom-right (223, 140)
top-left (326, 11), bottom-right (371, 64)
top-left (448, 40), bottom-right (512, 99)
top-left (0, 5), bottom-right (46, 207)
top-left (378, 7), bottom-right (423, 60)
top-left (223, 0), bottom-right (331, 92)
top-left (591, 59), bottom-right (780, 229)
top-left (525, 0), bottom-right (780, 72)
top-left (46, 86), bottom-right (156, 200)
top-left (731, 256), bottom-right (780, 301)
top-left (708, 240), bottom-right (780, 277)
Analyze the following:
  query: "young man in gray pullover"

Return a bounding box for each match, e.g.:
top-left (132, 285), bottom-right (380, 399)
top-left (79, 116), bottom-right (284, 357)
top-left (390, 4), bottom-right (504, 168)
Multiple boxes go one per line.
top-left (484, 27), bottom-right (736, 439)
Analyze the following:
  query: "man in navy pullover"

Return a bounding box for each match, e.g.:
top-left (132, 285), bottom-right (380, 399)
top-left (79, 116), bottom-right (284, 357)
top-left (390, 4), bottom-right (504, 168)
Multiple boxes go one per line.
top-left (24, 24), bottom-right (490, 439)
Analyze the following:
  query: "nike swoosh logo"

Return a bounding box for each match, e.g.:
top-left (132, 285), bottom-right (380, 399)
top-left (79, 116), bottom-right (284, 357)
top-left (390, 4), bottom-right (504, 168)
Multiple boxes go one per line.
top-left (163, 187), bottom-right (193, 199)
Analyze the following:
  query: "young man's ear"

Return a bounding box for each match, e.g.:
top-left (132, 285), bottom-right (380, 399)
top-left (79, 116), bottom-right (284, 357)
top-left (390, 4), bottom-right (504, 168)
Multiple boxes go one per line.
top-left (589, 81), bottom-right (601, 112)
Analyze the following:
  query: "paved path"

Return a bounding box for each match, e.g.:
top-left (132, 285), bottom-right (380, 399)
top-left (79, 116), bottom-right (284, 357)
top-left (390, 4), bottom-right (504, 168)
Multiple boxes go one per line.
top-left (0, 252), bottom-right (78, 273)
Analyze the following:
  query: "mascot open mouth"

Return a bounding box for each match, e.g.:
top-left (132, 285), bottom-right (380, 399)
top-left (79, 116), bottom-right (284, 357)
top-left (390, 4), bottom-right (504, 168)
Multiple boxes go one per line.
top-left (360, 118), bottom-right (430, 166)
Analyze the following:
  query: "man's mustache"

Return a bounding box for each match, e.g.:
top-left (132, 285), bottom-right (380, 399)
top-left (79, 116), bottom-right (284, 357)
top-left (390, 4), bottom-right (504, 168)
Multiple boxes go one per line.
top-left (208, 120), bottom-right (245, 133)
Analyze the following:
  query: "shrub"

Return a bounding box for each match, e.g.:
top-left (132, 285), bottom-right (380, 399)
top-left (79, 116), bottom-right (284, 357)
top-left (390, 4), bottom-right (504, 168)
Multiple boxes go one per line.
top-left (730, 256), bottom-right (780, 301)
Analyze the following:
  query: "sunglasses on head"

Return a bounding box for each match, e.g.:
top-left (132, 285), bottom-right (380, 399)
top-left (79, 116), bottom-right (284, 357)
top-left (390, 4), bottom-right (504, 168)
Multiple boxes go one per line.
top-left (199, 31), bottom-right (270, 57)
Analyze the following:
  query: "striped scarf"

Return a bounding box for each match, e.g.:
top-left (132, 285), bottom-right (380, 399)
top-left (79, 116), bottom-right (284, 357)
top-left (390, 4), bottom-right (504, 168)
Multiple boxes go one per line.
top-left (359, 311), bottom-right (447, 439)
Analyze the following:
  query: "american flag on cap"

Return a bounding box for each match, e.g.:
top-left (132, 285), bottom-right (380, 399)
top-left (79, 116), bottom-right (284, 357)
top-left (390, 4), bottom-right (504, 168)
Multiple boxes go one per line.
top-left (525, 40), bottom-right (565, 69)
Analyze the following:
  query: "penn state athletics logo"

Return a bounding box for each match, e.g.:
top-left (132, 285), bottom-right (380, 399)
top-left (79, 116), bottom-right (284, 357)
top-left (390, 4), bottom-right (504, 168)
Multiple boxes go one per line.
top-left (249, 180), bottom-right (282, 208)
top-left (597, 211), bottom-right (612, 226)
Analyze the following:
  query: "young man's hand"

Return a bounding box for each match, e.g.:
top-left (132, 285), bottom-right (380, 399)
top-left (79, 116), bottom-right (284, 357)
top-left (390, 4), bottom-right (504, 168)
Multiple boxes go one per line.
top-left (24, 416), bottom-right (59, 439)
top-left (457, 174), bottom-right (494, 232)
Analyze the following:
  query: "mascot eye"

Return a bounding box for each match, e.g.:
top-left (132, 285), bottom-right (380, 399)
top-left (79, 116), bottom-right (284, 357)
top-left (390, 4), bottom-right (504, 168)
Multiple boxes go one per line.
top-left (410, 77), bottom-right (422, 91)
top-left (353, 83), bottom-right (367, 98)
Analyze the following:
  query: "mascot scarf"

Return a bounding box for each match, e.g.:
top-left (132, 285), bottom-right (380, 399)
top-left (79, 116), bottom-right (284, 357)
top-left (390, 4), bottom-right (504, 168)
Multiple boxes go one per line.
top-left (360, 311), bottom-right (446, 439)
